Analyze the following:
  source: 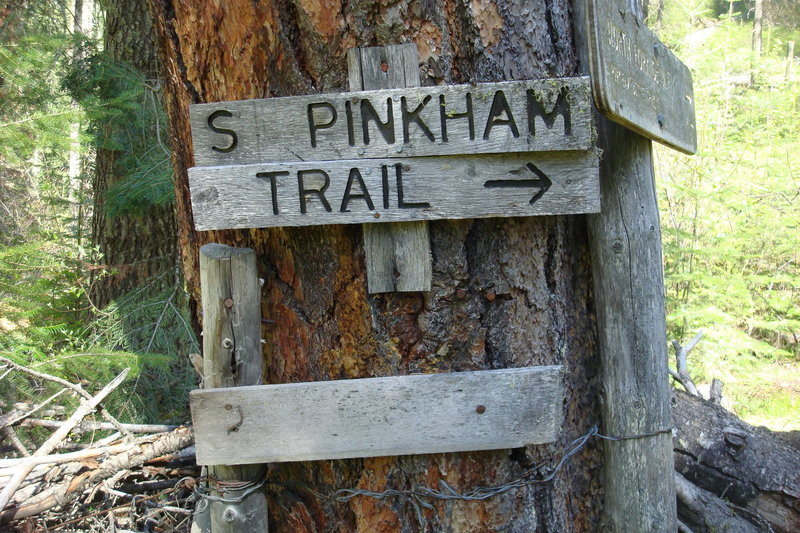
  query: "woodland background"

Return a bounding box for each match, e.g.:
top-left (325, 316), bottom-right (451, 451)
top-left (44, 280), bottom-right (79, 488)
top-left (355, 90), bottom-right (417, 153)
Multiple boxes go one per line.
top-left (0, 0), bottom-right (798, 528)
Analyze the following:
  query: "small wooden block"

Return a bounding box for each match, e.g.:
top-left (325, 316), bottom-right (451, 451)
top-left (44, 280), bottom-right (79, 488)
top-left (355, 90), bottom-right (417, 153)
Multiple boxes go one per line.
top-left (349, 43), bottom-right (430, 294)
top-left (190, 366), bottom-right (564, 465)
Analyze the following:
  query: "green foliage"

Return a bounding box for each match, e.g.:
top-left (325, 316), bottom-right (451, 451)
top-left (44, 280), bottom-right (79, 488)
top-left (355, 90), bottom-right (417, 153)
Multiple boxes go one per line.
top-left (656, 5), bottom-right (800, 428)
top-left (0, 3), bottom-right (189, 434)
top-left (0, 241), bottom-right (84, 355)
top-left (63, 49), bottom-right (174, 217)
top-left (83, 279), bottom-right (199, 423)
top-left (0, 242), bottom-right (197, 425)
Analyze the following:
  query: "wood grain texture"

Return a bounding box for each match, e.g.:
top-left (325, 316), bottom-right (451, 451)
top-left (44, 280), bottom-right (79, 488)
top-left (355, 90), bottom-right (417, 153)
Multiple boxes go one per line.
top-left (198, 244), bottom-right (267, 532)
top-left (574, 0), bottom-right (679, 530)
top-left (190, 366), bottom-right (564, 465)
top-left (188, 77), bottom-right (594, 166)
top-left (149, 0), bottom-right (605, 529)
top-left (587, 0), bottom-right (697, 154)
top-left (363, 221), bottom-right (432, 293)
top-left (348, 44), bottom-right (432, 293)
top-left (588, 117), bottom-right (677, 533)
top-left (189, 152), bottom-right (600, 230)
top-left (199, 244), bottom-right (263, 388)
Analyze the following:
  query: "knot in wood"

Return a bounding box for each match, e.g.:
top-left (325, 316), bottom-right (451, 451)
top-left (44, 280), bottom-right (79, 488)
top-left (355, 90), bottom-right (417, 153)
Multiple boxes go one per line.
top-left (722, 427), bottom-right (748, 450)
top-left (222, 506), bottom-right (241, 523)
top-left (224, 298), bottom-right (234, 308)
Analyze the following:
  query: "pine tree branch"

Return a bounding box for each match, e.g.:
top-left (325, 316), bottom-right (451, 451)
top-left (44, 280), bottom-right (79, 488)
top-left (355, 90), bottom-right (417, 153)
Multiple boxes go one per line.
top-left (0, 356), bottom-right (132, 438)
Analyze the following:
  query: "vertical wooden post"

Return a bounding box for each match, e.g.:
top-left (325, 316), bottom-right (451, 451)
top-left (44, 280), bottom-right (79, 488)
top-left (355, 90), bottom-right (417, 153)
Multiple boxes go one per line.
top-left (347, 44), bottom-right (432, 294)
top-left (574, 1), bottom-right (678, 531)
top-left (787, 41), bottom-right (795, 80)
top-left (588, 119), bottom-right (677, 532)
top-left (199, 244), bottom-right (267, 533)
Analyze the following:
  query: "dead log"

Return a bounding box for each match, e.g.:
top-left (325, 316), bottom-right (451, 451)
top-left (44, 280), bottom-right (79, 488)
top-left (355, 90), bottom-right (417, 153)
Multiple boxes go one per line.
top-left (0, 368), bottom-right (129, 512)
top-left (0, 426), bottom-right (193, 524)
top-left (672, 389), bottom-right (800, 533)
top-left (675, 471), bottom-right (761, 532)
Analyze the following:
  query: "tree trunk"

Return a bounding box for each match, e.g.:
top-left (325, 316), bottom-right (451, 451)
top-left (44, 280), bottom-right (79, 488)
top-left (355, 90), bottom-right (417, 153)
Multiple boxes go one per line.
top-left (673, 390), bottom-right (800, 533)
top-left (148, 0), bottom-right (602, 530)
top-left (753, 0), bottom-right (764, 57)
top-left (89, 0), bottom-right (177, 310)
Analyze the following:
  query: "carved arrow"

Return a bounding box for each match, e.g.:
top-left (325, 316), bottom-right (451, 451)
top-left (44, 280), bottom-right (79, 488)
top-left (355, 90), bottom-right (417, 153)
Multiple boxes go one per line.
top-left (483, 163), bottom-right (552, 204)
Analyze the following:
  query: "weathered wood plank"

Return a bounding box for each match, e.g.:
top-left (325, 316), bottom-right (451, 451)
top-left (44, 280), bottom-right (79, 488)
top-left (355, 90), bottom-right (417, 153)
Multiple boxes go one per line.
top-left (587, 109), bottom-right (678, 533)
top-left (363, 221), bottom-right (431, 293)
top-left (188, 151), bottom-right (600, 230)
top-left (348, 44), bottom-right (432, 294)
top-left (198, 244), bottom-right (267, 532)
top-left (190, 366), bottom-right (564, 465)
top-left (573, 0), bottom-right (679, 529)
top-left (199, 244), bottom-right (263, 389)
top-left (188, 77), bottom-right (594, 167)
top-left (347, 43), bottom-right (420, 91)
top-left (587, 0), bottom-right (697, 154)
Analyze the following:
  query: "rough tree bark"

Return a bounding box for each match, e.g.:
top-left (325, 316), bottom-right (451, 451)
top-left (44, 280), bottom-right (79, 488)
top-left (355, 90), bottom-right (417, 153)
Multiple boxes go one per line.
top-left (89, 0), bottom-right (177, 309)
top-left (148, 0), bottom-right (602, 530)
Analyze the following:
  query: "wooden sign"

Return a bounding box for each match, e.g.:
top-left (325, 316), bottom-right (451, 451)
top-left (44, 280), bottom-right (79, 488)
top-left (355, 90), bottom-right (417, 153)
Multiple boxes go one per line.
top-left (190, 366), bottom-right (564, 465)
top-left (587, 0), bottom-right (697, 154)
top-left (189, 151), bottom-right (599, 230)
top-left (189, 77), bottom-right (593, 166)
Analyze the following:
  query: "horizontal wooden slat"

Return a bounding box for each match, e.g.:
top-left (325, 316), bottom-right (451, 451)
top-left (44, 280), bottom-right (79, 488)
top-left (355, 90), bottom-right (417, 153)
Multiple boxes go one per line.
top-left (190, 366), bottom-right (564, 465)
top-left (188, 151), bottom-right (600, 230)
top-left (189, 77), bottom-right (593, 166)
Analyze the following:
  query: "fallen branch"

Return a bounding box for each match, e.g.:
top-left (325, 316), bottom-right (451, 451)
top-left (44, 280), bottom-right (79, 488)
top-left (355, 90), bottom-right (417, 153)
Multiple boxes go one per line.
top-left (0, 425), bottom-right (193, 523)
top-left (675, 471), bottom-right (761, 532)
top-left (670, 330), bottom-right (703, 397)
top-left (1, 427), bottom-right (29, 457)
top-left (18, 418), bottom-right (178, 434)
top-left (0, 356), bottom-right (132, 439)
top-left (0, 368), bottom-right (129, 512)
top-left (0, 388), bottom-right (68, 430)
top-left (0, 443), bottom-right (133, 471)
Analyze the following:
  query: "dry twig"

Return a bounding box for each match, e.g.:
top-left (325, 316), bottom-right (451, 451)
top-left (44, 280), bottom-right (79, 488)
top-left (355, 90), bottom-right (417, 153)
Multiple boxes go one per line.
top-left (669, 330), bottom-right (703, 397)
top-left (0, 368), bottom-right (130, 512)
top-left (0, 356), bottom-right (132, 439)
top-left (0, 426), bottom-right (194, 524)
top-left (18, 418), bottom-right (177, 434)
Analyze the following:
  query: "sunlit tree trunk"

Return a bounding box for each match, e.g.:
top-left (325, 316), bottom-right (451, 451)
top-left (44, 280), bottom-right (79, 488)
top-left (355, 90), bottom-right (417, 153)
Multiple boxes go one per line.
top-left (89, 0), bottom-right (177, 309)
top-left (149, 0), bottom-right (603, 530)
top-left (68, 0), bottom-right (85, 266)
top-left (753, 0), bottom-right (764, 56)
